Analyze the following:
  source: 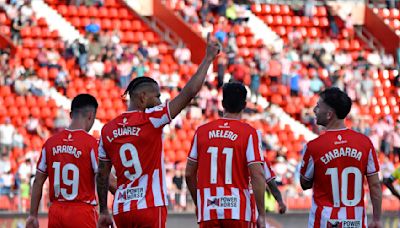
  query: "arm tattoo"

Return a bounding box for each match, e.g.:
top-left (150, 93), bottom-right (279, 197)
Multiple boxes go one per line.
top-left (97, 160), bottom-right (111, 213)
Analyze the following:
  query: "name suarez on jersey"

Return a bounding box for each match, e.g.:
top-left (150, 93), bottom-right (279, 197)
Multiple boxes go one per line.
top-left (106, 126), bottom-right (141, 142)
top-left (209, 130), bottom-right (238, 141)
top-left (52, 145), bottom-right (82, 158)
top-left (320, 147), bottom-right (362, 165)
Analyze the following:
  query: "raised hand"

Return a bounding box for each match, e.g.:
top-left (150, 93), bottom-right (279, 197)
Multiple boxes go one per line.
top-left (205, 32), bottom-right (222, 61)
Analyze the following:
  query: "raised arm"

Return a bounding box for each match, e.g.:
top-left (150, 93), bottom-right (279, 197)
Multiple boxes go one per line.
top-left (26, 172), bottom-right (47, 228)
top-left (367, 173), bottom-right (382, 228)
top-left (169, 34), bottom-right (221, 119)
top-left (96, 160), bottom-right (114, 228)
top-left (249, 163), bottom-right (266, 228)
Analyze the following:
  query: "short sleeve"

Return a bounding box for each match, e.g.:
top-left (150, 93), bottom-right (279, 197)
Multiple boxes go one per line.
top-left (145, 102), bottom-right (172, 129)
top-left (264, 160), bottom-right (276, 183)
top-left (98, 137), bottom-right (110, 162)
top-left (90, 139), bottom-right (99, 173)
top-left (366, 147), bottom-right (380, 176)
top-left (300, 144), bottom-right (314, 181)
top-left (187, 133), bottom-right (198, 162)
top-left (36, 147), bottom-right (48, 174)
top-left (246, 129), bottom-right (264, 165)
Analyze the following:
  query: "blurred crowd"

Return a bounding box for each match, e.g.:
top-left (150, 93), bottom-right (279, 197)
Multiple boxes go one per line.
top-left (0, 0), bottom-right (399, 213)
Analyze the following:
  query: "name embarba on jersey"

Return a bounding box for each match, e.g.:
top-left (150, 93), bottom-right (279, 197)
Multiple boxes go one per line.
top-left (188, 118), bottom-right (264, 223)
top-left (99, 102), bottom-right (172, 215)
top-left (300, 129), bottom-right (380, 228)
top-left (37, 129), bottom-right (98, 205)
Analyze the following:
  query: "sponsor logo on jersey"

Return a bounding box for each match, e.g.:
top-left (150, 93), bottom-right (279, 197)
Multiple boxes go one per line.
top-left (206, 196), bottom-right (238, 208)
top-left (328, 219), bottom-right (361, 228)
top-left (334, 134), bottom-right (348, 145)
top-left (117, 187), bottom-right (145, 202)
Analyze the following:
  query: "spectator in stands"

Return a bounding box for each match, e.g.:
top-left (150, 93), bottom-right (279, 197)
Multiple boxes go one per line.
top-left (0, 118), bottom-right (15, 155)
top-left (309, 73), bottom-right (324, 94)
top-left (10, 9), bottom-right (26, 45)
top-left (25, 115), bottom-right (49, 139)
top-left (391, 124), bottom-right (400, 162)
top-left (18, 158), bottom-right (33, 182)
top-left (299, 74), bottom-right (311, 97)
top-left (225, 0), bottom-right (238, 24)
top-left (85, 17), bottom-right (100, 34)
top-left (359, 72), bottom-right (374, 105)
top-left (183, 0), bottom-right (199, 23)
top-left (138, 40), bottom-right (149, 60)
top-left (289, 65), bottom-right (300, 96)
top-left (54, 108), bottom-right (69, 132)
top-left (229, 57), bottom-right (245, 83)
top-left (12, 131), bottom-right (24, 149)
top-left (174, 43), bottom-right (191, 64)
top-left (20, 0), bottom-right (33, 26)
top-left (147, 43), bottom-right (160, 63)
top-left (367, 50), bottom-right (382, 66)
top-left (304, 0), bottom-right (315, 18)
top-left (0, 51), bottom-right (12, 86)
top-left (55, 68), bottom-right (69, 95)
top-left (117, 55), bottom-right (133, 88)
top-left (268, 54), bottom-right (282, 84)
top-left (214, 24), bottom-right (227, 43)
top-left (172, 168), bottom-right (184, 211)
top-left (250, 65), bottom-right (260, 103)
top-left (47, 47), bottom-right (61, 70)
top-left (380, 50), bottom-right (395, 68)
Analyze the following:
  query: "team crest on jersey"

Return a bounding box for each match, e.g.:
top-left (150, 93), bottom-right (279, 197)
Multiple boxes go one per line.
top-left (206, 196), bottom-right (238, 208)
top-left (118, 117), bottom-right (129, 127)
top-left (327, 219), bottom-right (361, 228)
top-left (334, 134), bottom-right (348, 145)
top-left (219, 122), bottom-right (230, 128)
top-left (63, 134), bottom-right (73, 142)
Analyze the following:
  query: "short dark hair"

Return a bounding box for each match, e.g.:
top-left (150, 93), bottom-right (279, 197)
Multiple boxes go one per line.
top-left (123, 76), bottom-right (158, 97)
top-left (71, 94), bottom-right (98, 116)
top-left (319, 87), bottom-right (352, 119)
top-left (222, 82), bottom-right (247, 113)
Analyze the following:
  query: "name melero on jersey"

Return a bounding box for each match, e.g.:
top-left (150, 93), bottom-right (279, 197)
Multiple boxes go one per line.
top-left (209, 130), bottom-right (238, 141)
top-left (320, 147), bottom-right (362, 165)
top-left (52, 145), bottom-right (82, 158)
top-left (106, 126), bottom-right (141, 143)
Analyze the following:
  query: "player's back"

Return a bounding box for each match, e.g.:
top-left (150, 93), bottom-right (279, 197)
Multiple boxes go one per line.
top-left (188, 118), bottom-right (263, 222)
top-left (37, 129), bottom-right (98, 205)
top-left (301, 129), bottom-right (380, 227)
top-left (99, 104), bottom-right (171, 215)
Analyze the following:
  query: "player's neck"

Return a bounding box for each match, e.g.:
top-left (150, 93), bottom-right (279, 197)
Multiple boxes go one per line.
top-left (127, 104), bottom-right (144, 112)
top-left (325, 120), bottom-right (347, 131)
top-left (223, 112), bottom-right (241, 120)
top-left (68, 120), bottom-right (87, 132)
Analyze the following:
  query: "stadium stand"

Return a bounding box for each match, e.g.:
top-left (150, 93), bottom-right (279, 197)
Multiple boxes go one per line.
top-left (0, 0), bottom-right (398, 215)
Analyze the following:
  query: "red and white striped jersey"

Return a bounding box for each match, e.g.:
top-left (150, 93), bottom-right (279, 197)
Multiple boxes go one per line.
top-left (188, 118), bottom-right (264, 223)
top-left (99, 102), bottom-right (171, 215)
top-left (300, 129), bottom-right (380, 228)
top-left (264, 160), bottom-right (276, 183)
top-left (36, 129), bottom-right (98, 205)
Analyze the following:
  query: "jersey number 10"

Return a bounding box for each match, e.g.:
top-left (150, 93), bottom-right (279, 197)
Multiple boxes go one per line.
top-left (325, 167), bottom-right (362, 207)
top-left (208, 147), bottom-right (233, 184)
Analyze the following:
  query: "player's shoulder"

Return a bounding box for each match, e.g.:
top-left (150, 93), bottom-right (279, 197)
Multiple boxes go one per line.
top-left (144, 102), bottom-right (168, 114)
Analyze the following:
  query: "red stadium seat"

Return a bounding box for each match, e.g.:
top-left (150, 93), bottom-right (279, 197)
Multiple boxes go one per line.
top-left (271, 4), bottom-right (280, 15)
top-left (119, 8), bottom-right (129, 19)
top-left (261, 4), bottom-right (271, 15)
top-left (67, 5), bottom-right (78, 17)
top-left (78, 6), bottom-right (89, 17)
top-left (57, 5), bottom-right (68, 15)
top-left (88, 6), bottom-right (98, 18)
